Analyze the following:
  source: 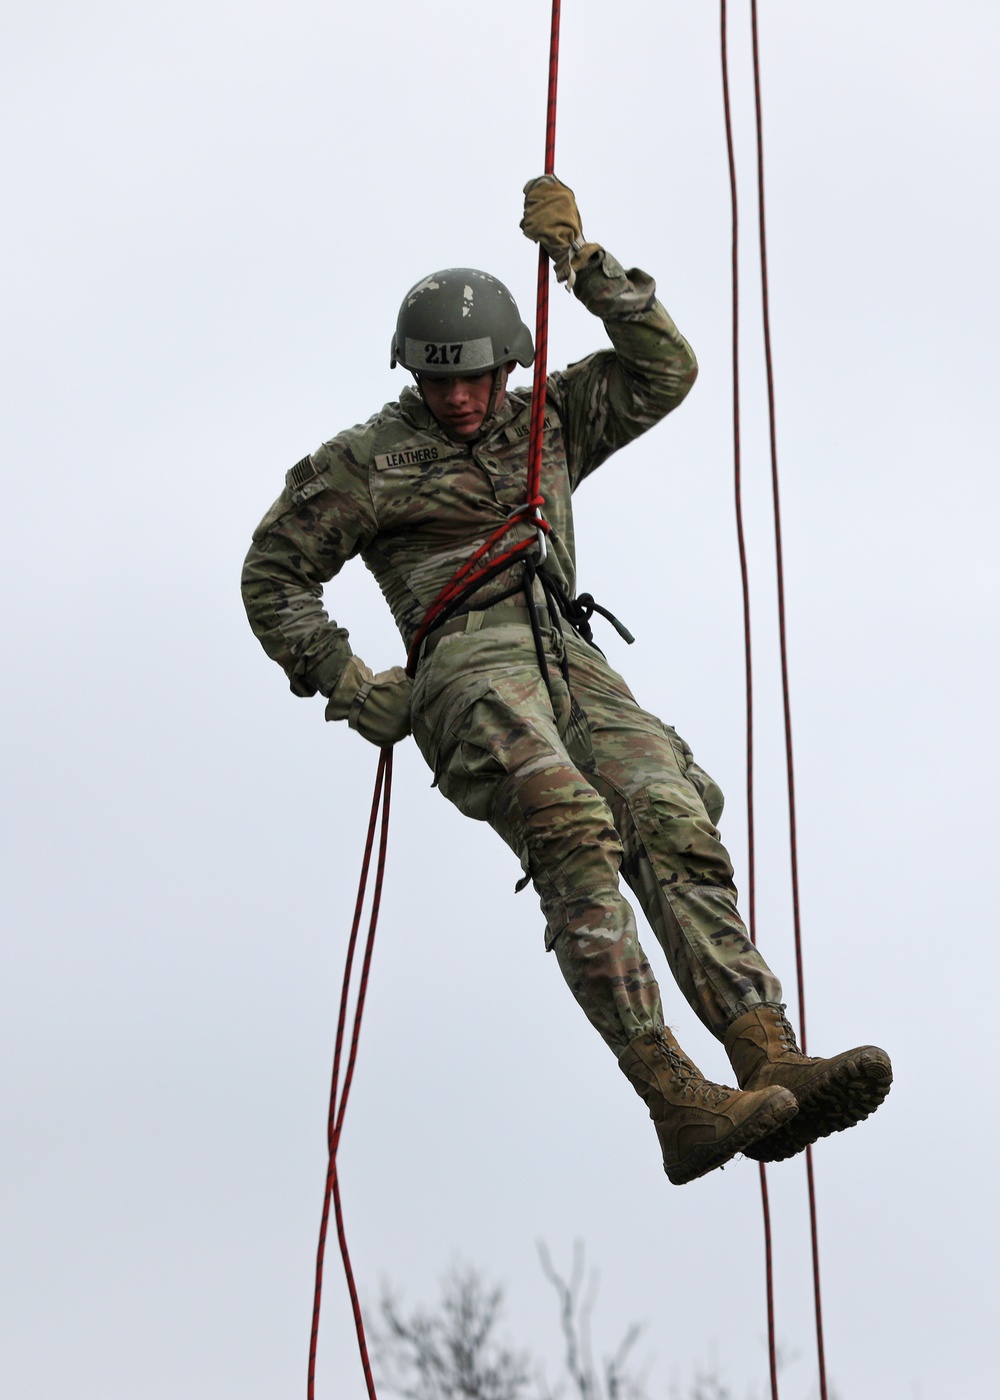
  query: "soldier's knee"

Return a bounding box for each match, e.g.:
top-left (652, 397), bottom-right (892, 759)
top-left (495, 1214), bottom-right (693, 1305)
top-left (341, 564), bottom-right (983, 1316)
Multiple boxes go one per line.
top-left (645, 806), bottom-right (736, 888)
top-left (599, 765), bottom-right (735, 890)
top-left (661, 727), bottom-right (727, 828)
top-left (687, 761), bottom-right (725, 827)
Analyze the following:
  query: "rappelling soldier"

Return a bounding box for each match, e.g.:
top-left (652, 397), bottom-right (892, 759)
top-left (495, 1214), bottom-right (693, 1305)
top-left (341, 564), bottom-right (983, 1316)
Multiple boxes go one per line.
top-left (242, 177), bottom-right (892, 1185)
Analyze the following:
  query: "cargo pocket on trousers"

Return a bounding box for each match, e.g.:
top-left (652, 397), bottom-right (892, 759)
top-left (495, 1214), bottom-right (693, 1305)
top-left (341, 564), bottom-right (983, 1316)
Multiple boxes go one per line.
top-left (434, 732), bottom-right (534, 895)
top-left (437, 737), bottom-right (507, 824)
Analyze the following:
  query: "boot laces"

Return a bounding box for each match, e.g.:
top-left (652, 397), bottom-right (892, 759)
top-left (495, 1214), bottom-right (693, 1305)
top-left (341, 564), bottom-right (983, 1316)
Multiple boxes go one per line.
top-left (657, 1037), bottom-right (732, 1107)
top-left (771, 1004), bottom-right (813, 1060)
top-left (776, 1007), bottom-right (798, 1050)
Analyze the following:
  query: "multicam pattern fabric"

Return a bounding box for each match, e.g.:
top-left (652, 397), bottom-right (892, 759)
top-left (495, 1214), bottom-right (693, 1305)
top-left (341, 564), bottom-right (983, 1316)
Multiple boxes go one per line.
top-left (412, 621), bottom-right (781, 1051)
top-left (242, 247), bottom-right (783, 1053)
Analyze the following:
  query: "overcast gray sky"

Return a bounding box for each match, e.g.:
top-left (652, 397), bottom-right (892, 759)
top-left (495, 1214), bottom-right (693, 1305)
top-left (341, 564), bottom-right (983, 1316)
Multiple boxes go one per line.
top-left (2, 3), bottom-right (998, 1397)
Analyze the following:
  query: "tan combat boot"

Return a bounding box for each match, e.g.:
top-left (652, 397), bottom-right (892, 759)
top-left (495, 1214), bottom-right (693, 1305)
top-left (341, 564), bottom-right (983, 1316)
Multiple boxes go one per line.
top-left (619, 1027), bottom-right (798, 1185)
top-left (724, 1003), bottom-right (892, 1162)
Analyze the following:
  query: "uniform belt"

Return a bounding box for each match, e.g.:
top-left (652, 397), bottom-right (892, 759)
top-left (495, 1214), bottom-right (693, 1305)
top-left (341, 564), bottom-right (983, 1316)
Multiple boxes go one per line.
top-left (420, 602), bottom-right (550, 660)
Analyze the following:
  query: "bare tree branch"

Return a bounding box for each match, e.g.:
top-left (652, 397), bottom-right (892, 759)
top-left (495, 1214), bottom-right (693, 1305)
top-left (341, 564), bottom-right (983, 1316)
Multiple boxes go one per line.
top-left (372, 1265), bottom-right (535, 1400)
top-left (537, 1242), bottom-right (649, 1400)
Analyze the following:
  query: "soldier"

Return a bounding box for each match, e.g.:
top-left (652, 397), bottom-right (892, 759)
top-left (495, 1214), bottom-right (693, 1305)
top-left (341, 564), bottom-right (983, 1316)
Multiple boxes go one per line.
top-left (242, 177), bottom-right (891, 1185)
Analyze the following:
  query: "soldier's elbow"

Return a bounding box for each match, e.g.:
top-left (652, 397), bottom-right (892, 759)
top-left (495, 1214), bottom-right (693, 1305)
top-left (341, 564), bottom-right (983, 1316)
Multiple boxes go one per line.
top-left (677, 350), bottom-right (699, 401)
top-left (684, 346), bottom-right (699, 387)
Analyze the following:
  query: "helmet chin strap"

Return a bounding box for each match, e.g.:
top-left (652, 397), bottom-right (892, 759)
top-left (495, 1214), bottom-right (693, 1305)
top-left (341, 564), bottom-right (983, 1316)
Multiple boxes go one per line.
top-left (470, 365), bottom-right (511, 440)
top-left (486, 364), bottom-right (510, 422)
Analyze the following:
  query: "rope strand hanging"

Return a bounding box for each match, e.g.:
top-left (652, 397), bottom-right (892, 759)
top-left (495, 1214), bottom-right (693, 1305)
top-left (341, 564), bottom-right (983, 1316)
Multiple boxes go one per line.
top-left (719, 9), bottom-right (779, 1395)
top-left (308, 748), bottom-right (392, 1400)
top-left (749, 1), bottom-right (828, 1391)
top-left (722, 3), bottom-right (829, 1396)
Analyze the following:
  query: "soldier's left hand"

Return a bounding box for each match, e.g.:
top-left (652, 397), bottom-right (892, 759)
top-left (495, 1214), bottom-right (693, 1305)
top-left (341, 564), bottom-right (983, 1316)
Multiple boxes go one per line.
top-left (521, 175), bottom-right (600, 285)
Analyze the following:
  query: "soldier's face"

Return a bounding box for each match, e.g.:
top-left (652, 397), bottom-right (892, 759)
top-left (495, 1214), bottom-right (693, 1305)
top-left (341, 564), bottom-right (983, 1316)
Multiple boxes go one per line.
top-left (419, 370), bottom-right (501, 439)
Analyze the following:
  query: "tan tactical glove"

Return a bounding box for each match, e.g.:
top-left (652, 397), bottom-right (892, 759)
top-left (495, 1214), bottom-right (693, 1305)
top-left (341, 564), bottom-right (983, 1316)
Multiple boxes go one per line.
top-left (521, 174), bottom-right (602, 287)
top-left (324, 655), bottom-right (412, 746)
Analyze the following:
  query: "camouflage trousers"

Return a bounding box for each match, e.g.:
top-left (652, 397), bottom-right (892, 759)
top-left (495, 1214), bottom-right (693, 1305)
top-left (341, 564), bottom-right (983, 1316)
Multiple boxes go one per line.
top-left (411, 616), bottom-right (782, 1055)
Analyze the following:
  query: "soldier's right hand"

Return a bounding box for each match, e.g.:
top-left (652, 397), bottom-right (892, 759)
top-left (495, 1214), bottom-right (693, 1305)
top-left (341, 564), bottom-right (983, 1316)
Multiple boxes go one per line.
top-left (324, 655), bottom-right (412, 746)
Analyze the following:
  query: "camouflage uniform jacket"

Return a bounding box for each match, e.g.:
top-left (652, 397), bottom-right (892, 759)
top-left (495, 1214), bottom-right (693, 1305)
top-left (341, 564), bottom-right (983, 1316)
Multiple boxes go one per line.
top-left (241, 249), bottom-right (698, 698)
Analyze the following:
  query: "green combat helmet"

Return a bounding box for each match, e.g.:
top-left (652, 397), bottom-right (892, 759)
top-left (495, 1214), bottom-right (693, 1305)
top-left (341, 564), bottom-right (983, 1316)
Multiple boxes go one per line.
top-left (390, 268), bottom-right (534, 376)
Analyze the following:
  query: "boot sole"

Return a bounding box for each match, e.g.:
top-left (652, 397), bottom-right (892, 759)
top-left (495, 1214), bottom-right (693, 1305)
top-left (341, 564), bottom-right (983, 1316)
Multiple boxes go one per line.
top-left (667, 1087), bottom-right (798, 1186)
top-left (742, 1048), bottom-right (893, 1162)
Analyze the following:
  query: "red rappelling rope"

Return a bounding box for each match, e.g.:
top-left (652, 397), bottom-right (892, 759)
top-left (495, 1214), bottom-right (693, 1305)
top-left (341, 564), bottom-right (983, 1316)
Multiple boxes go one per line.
top-left (525, 0), bottom-right (562, 504)
top-left (722, 4), bottom-right (830, 1399)
top-left (749, 2), bottom-right (829, 1393)
top-left (312, 5), bottom-right (564, 1396)
top-left (719, 10), bottom-right (780, 1399)
top-left (308, 747), bottom-right (392, 1400)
